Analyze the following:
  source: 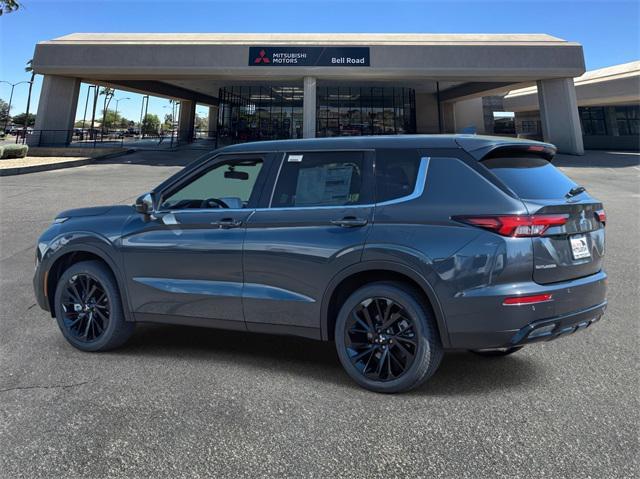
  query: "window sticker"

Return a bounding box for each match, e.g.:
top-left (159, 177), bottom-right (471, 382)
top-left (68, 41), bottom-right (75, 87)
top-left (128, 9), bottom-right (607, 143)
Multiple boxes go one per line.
top-left (288, 154), bottom-right (304, 162)
top-left (294, 165), bottom-right (353, 206)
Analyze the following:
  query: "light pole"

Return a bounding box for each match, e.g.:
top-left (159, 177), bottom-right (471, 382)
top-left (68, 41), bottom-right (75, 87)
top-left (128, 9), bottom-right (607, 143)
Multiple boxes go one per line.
top-left (139, 95), bottom-right (149, 138)
top-left (113, 97), bottom-right (130, 130)
top-left (0, 80), bottom-right (32, 133)
top-left (81, 85), bottom-right (96, 133)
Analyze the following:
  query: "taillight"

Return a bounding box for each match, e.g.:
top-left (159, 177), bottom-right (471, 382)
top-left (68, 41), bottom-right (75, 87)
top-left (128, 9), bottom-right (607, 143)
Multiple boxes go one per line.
top-left (454, 214), bottom-right (568, 237)
top-left (503, 293), bottom-right (553, 306)
top-left (595, 209), bottom-right (606, 225)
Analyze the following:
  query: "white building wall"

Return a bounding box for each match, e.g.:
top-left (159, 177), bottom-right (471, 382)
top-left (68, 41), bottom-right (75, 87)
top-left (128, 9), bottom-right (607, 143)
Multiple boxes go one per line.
top-left (453, 97), bottom-right (486, 134)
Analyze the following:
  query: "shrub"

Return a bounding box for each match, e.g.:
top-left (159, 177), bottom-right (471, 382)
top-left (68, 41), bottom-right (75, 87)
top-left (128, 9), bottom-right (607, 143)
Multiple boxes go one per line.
top-left (1, 144), bottom-right (28, 159)
top-left (0, 146), bottom-right (3, 158)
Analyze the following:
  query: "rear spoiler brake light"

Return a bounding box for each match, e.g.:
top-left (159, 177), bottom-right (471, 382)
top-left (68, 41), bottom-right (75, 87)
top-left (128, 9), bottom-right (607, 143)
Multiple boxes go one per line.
top-left (480, 143), bottom-right (557, 162)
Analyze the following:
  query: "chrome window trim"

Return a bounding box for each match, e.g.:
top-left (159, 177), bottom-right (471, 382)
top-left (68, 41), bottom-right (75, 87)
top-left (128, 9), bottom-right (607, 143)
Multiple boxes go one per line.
top-left (155, 155), bottom-right (430, 215)
top-left (375, 156), bottom-right (430, 206)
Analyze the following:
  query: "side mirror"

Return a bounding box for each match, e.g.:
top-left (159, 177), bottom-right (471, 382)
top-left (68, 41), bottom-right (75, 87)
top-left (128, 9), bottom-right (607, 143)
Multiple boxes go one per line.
top-left (135, 192), bottom-right (154, 215)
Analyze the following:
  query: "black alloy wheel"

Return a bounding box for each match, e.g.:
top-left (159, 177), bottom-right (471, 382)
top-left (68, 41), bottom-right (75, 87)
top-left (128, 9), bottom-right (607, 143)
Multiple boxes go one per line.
top-left (54, 260), bottom-right (135, 352)
top-left (335, 282), bottom-right (443, 393)
top-left (344, 297), bottom-right (418, 381)
top-left (60, 273), bottom-right (110, 342)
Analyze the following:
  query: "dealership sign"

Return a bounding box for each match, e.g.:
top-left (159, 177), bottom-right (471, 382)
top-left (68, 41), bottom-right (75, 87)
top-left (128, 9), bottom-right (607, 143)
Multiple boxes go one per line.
top-left (249, 47), bottom-right (370, 67)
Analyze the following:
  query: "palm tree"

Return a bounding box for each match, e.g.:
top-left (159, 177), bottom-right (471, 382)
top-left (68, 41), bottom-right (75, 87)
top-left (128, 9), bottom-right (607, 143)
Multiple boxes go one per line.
top-left (0, 0), bottom-right (21, 15)
top-left (22, 59), bottom-right (35, 141)
top-left (99, 87), bottom-right (115, 133)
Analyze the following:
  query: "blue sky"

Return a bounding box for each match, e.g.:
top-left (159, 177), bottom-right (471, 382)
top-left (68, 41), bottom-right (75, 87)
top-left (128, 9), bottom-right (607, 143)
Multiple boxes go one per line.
top-left (1, 0), bottom-right (638, 123)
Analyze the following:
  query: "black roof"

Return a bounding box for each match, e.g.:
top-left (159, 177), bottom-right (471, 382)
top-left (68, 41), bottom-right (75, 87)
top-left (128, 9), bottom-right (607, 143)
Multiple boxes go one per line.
top-left (154, 134), bottom-right (555, 195)
top-left (219, 134), bottom-right (555, 160)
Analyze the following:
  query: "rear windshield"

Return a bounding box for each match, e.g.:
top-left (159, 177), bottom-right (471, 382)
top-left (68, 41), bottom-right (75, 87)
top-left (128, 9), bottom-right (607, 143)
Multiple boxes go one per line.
top-left (482, 156), bottom-right (576, 200)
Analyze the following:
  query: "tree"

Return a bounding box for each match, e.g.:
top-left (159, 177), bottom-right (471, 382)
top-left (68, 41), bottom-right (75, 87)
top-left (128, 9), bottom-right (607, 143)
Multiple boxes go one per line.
top-left (141, 113), bottom-right (160, 135)
top-left (195, 114), bottom-right (208, 131)
top-left (23, 59), bottom-right (36, 134)
top-left (0, 0), bottom-right (21, 15)
top-left (11, 112), bottom-right (35, 127)
top-left (99, 87), bottom-right (115, 132)
top-left (101, 109), bottom-right (125, 129)
top-left (0, 99), bottom-right (9, 125)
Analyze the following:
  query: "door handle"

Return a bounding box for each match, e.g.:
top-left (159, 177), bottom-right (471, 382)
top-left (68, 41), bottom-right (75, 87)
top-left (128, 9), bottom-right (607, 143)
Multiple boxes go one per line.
top-left (330, 216), bottom-right (368, 228)
top-left (212, 218), bottom-right (243, 229)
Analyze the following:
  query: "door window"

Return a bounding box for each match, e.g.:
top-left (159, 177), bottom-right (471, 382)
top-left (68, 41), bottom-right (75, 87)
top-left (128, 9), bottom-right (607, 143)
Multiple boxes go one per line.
top-left (271, 151), bottom-right (367, 207)
top-left (161, 158), bottom-right (263, 210)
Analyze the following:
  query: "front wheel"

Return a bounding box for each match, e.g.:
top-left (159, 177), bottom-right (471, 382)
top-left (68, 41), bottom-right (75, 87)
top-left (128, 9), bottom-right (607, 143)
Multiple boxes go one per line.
top-left (54, 260), bottom-right (135, 352)
top-left (335, 282), bottom-right (443, 393)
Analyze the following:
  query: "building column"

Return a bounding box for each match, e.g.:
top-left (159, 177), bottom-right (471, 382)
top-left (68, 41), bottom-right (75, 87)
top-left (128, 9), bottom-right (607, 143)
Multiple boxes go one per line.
top-left (208, 106), bottom-right (218, 138)
top-left (29, 75), bottom-right (81, 146)
top-left (303, 76), bottom-right (316, 138)
top-left (537, 78), bottom-right (584, 155)
top-left (178, 100), bottom-right (196, 142)
top-left (441, 102), bottom-right (456, 133)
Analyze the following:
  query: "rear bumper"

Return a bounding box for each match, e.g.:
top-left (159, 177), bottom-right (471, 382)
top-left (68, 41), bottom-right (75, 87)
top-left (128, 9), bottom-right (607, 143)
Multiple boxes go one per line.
top-left (445, 271), bottom-right (607, 349)
top-left (510, 301), bottom-right (607, 345)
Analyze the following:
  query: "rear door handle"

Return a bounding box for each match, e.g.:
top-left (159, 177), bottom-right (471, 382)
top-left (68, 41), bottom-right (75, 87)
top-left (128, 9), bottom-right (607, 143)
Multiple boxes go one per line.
top-left (330, 217), bottom-right (368, 228)
top-left (212, 218), bottom-right (243, 229)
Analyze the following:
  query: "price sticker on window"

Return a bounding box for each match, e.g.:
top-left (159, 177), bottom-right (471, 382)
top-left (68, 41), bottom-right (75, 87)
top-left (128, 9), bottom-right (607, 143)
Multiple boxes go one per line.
top-left (288, 155), bottom-right (303, 162)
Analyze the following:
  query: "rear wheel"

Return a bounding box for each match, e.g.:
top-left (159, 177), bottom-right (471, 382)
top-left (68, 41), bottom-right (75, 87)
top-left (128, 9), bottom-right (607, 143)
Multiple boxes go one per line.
top-left (54, 260), bottom-right (134, 352)
top-left (470, 346), bottom-right (523, 357)
top-left (335, 282), bottom-right (443, 393)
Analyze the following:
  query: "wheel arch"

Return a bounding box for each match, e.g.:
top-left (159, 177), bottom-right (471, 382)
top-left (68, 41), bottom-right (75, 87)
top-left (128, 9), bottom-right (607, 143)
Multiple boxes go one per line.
top-left (44, 244), bottom-right (133, 322)
top-left (321, 261), bottom-right (450, 348)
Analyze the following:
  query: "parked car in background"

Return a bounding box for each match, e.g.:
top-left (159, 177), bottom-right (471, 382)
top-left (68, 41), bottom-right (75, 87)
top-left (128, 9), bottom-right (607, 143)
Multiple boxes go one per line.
top-left (33, 135), bottom-right (607, 393)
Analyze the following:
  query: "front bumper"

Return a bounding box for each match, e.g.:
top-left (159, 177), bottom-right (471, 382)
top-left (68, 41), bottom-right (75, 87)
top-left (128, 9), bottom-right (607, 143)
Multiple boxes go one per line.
top-left (33, 263), bottom-right (50, 312)
top-left (510, 301), bottom-right (607, 345)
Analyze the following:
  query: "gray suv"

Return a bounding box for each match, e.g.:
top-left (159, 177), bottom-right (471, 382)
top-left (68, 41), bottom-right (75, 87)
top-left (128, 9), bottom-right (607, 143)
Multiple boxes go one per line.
top-left (33, 135), bottom-right (607, 393)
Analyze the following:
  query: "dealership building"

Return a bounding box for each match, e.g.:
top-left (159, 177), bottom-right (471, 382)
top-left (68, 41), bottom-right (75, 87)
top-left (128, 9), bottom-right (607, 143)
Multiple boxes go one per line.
top-left (32, 33), bottom-right (588, 153)
top-left (504, 61), bottom-right (640, 151)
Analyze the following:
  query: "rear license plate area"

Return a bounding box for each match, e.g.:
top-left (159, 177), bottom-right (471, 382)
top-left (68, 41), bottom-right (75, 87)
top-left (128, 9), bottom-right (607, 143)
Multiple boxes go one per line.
top-left (570, 234), bottom-right (591, 260)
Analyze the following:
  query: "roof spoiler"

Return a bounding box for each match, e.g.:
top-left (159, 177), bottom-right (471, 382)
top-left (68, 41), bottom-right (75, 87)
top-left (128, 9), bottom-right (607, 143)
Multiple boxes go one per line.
top-left (457, 139), bottom-right (557, 162)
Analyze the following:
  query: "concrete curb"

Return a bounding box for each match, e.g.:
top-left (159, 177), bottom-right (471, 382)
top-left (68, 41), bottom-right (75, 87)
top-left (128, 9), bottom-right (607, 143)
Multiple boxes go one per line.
top-left (0, 149), bottom-right (135, 176)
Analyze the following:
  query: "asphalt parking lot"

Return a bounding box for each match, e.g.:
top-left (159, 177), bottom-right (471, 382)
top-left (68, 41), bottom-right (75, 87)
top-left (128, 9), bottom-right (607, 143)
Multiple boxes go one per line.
top-left (0, 149), bottom-right (638, 478)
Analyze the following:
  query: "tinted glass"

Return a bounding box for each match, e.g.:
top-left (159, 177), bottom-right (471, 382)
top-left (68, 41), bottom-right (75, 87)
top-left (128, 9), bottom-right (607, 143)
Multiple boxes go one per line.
top-left (271, 151), bottom-right (365, 207)
top-left (483, 157), bottom-right (576, 200)
top-left (315, 87), bottom-right (416, 137)
top-left (375, 149), bottom-right (421, 202)
top-left (162, 159), bottom-right (263, 209)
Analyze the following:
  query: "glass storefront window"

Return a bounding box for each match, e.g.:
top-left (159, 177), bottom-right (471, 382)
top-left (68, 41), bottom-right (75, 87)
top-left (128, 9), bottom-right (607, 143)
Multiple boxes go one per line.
top-left (316, 86), bottom-right (416, 138)
top-left (579, 107), bottom-right (607, 136)
top-left (217, 85), bottom-right (417, 145)
top-left (615, 105), bottom-right (639, 136)
top-left (217, 86), bottom-right (304, 145)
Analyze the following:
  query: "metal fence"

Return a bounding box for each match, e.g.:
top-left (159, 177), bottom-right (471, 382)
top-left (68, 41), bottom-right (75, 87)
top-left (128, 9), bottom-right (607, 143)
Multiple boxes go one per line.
top-left (8, 129), bottom-right (221, 150)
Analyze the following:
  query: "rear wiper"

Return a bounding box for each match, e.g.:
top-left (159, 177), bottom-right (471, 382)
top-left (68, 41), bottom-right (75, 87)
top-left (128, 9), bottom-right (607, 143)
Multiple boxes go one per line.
top-left (566, 186), bottom-right (586, 198)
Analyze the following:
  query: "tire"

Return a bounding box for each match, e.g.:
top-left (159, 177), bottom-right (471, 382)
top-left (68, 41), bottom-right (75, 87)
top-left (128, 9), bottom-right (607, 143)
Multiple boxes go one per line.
top-left (54, 260), bottom-right (134, 352)
top-left (470, 346), bottom-right (523, 357)
top-left (335, 281), bottom-right (443, 393)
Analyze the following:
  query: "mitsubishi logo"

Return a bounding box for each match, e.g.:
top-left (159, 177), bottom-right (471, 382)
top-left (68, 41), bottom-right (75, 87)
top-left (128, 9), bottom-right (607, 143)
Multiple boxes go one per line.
top-left (254, 49), bottom-right (271, 64)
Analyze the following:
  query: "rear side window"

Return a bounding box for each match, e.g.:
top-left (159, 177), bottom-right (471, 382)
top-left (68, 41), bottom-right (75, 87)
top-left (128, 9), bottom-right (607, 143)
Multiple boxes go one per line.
top-left (482, 156), bottom-right (576, 200)
top-left (375, 149), bottom-right (421, 202)
top-left (271, 151), bottom-right (366, 207)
